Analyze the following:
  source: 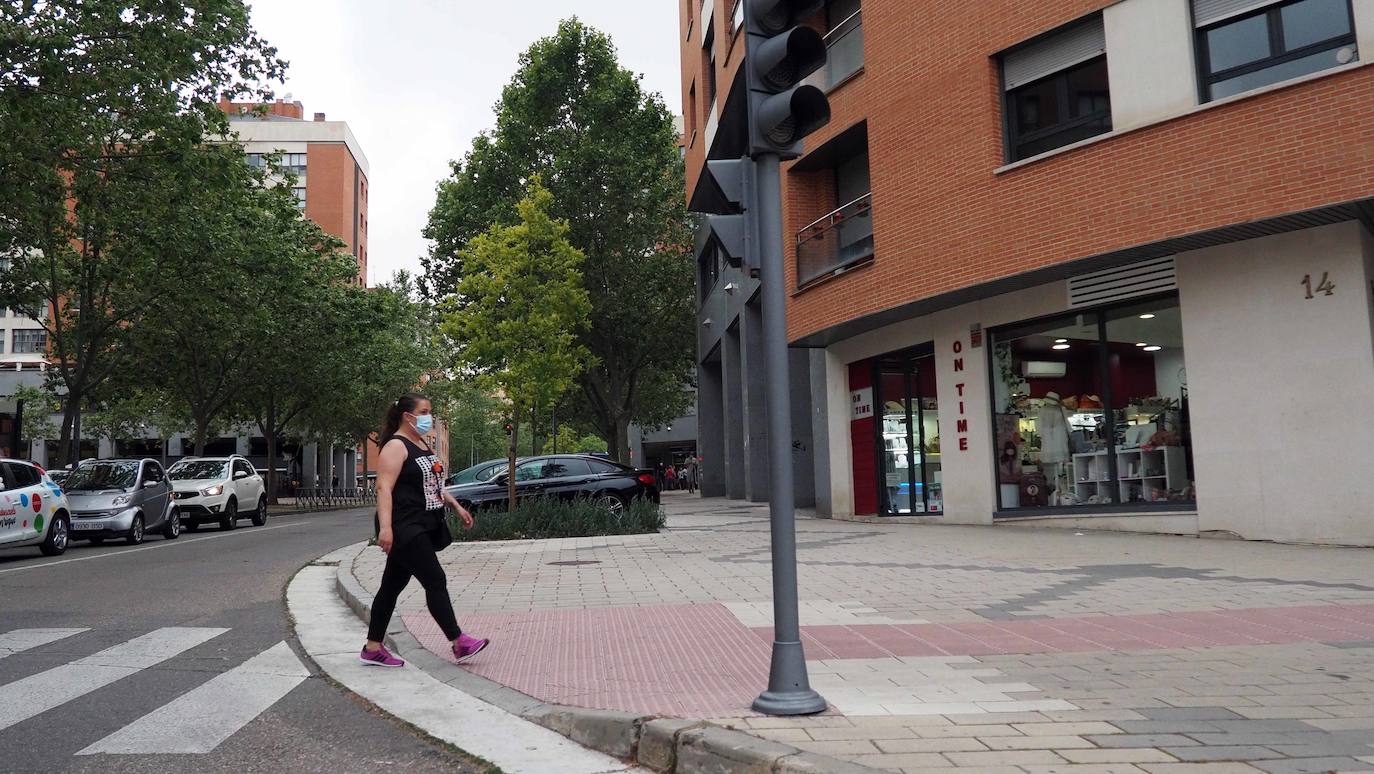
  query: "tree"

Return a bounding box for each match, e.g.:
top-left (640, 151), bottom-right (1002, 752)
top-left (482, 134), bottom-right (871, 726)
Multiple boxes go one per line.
top-left (424, 18), bottom-right (695, 462)
top-left (439, 180), bottom-right (591, 510)
top-left (0, 0), bottom-right (283, 466)
top-left (426, 377), bottom-right (509, 474)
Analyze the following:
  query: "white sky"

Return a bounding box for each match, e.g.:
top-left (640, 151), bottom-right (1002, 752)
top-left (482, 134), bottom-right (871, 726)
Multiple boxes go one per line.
top-left (246, 1), bottom-right (684, 286)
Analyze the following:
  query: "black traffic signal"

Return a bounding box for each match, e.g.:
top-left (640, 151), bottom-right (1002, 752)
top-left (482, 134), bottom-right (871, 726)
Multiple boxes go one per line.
top-left (696, 158), bottom-right (759, 275)
top-left (744, 0), bottom-right (831, 159)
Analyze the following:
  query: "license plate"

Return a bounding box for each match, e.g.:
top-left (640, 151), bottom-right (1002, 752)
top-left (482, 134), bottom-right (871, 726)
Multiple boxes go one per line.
top-left (72, 521), bottom-right (102, 530)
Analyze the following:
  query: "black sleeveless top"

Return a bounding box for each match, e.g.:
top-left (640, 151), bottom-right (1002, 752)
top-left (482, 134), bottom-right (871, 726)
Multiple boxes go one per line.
top-left (380, 436), bottom-right (446, 549)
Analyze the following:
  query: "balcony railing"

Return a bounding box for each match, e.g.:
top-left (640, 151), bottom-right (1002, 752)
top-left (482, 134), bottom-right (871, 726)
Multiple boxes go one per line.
top-left (796, 192), bottom-right (874, 286)
top-left (803, 10), bottom-right (864, 92)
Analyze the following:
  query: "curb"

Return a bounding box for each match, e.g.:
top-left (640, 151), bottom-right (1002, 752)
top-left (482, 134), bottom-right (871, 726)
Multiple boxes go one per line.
top-left (334, 545), bottom-right (883, 774)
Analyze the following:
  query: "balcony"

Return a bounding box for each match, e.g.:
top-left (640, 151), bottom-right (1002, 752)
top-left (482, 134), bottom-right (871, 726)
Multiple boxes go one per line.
top-left (796, 192), bottom-right (873, 286)
top-left (803, 9), bottom-right (864, 92)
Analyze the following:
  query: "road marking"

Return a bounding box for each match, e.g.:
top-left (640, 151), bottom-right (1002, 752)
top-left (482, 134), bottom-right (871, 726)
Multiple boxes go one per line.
top-left (78, 641), bottom-right (310, 755)
top-left (0, 628), bottom-right (89, 660)
top-left (0, 627), bottom-right (228, 731)
top-left (0, 521), bottom-right (312, 576)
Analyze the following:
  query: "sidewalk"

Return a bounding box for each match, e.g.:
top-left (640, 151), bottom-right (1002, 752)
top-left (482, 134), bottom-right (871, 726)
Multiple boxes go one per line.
top-left (350, 492), bottom-right (1374, 773)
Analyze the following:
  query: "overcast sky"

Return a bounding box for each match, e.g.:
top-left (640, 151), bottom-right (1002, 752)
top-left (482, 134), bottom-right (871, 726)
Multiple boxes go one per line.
top-left (246, 1), bottom-right (684, 287)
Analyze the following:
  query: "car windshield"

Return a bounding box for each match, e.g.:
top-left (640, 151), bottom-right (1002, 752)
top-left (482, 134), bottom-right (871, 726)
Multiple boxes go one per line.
top-left (64, 462), bottom-right (139, 491)
top-left (169, 461), bottom-right (229, 481)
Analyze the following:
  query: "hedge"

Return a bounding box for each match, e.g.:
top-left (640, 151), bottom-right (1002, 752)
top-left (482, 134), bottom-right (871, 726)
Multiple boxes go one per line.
top-left (444, 496), bottom-right (665, 542)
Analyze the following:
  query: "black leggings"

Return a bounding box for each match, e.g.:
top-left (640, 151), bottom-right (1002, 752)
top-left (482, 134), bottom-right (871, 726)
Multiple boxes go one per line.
top-left (367, 531), bottom-right (462, 643)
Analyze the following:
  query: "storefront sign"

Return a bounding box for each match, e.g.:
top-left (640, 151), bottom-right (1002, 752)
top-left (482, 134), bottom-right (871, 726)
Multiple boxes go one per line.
top-left (850, 387), bottom-right (874, 421)
top-left (952, 340), bottom-right (969, 452)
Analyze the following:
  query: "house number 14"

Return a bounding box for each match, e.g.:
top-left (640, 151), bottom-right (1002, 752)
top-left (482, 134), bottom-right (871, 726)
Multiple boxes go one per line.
top-left (1302, 272), bottom-right (1335, 299)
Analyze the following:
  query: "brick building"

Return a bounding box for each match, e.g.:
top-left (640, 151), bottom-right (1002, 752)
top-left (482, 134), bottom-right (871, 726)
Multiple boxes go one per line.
top-left (683, 0), bottom-right (1374, 545)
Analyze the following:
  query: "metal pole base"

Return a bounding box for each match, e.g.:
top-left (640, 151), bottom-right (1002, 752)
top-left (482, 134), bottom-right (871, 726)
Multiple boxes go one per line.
top-left (751, 641), bottom-right (828, 716)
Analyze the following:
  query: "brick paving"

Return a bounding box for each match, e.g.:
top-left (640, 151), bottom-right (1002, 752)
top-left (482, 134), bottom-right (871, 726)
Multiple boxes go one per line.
top-left (352, 493), bottom-right (1374, 772)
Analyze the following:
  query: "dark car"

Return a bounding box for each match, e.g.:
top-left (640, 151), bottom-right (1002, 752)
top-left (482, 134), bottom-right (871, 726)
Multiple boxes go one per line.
top-left (446, 458), bottom-right (510, 488)
top-left (452, 455), bottom-right (658, 514)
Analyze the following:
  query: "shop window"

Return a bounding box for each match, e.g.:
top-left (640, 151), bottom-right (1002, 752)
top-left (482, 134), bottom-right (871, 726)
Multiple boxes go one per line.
top-left (1196, 0), bottom-right (1357, 101)
top-left (990, 296), bottom-right (1194, 512)
top-left (1001, 15), bottom-right (1111, 162)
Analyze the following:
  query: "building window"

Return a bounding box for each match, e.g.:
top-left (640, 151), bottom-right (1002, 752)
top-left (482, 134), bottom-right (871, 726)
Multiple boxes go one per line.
top-left (703, 24), bottom-right (717, 110)
top-left (688, 83), bottom-right (698, 142)
top-left (1196, 0), bottom-right (1356, 101)
top-left (698, 242), bottom-right (721, 301)
top-left (282, 152), bottom-right (307, 177)
top-left (12, 329), bottom-right (46, 354)
top-left (1002, 16), bottom-right (1111, 162)
top-left (292, 187), bottom-right (306, 209)
top-left (991, 296), bottom-right (1194, 512)
top-left (731, 0), bottom-right (744, 33)
top-left (245, 153), bottom-right (266, 169)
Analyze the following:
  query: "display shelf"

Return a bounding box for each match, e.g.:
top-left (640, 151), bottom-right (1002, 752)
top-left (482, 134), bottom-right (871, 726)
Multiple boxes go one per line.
top-left (1073, 446), bottom-right (1187, 504)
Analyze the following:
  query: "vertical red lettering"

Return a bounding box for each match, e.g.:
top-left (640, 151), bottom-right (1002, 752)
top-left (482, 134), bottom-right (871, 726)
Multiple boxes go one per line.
top-left (953, 358), bottom-right (964, 372)
top-left (959, 438), bottom-right (969, 451)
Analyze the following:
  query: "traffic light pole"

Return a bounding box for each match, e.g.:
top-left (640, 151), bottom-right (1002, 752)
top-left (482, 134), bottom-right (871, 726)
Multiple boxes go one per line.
top-left (751, 151), bottom-right (827, 716)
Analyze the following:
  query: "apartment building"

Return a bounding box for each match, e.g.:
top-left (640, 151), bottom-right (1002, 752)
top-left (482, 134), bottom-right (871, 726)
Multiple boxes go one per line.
top-left (684, 0), bottom-right (1374, 545)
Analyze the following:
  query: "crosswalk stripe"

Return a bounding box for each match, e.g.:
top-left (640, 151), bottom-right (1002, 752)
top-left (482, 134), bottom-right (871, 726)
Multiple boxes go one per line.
top-left (77, 641), bottom-right (310, 755)
top-left (0, 628), bottom-right (89, 660)
top-left (0, 627), bottom-right (228, 732)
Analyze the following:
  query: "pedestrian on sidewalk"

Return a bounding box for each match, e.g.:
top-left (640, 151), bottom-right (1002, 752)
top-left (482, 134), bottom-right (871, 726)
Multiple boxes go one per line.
top-left (684, 458), bottom-right (698, 494)
top-left (664, 463), bottom-right (678, 491)
top-left (361, 393), bottom-right (490, 669)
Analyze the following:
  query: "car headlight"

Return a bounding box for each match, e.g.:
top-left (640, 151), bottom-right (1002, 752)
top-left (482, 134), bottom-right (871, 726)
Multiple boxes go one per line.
top-left (201, 484), bottom-right (224, 497)
top-left (112, 495), bottom-right (131, 506)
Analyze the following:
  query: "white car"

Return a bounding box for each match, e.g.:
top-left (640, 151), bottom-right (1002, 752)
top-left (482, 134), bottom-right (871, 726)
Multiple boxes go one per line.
top-left (0, 458), bottom-right (72, 556)
top-left (168, 455), bottom-right (267, 531)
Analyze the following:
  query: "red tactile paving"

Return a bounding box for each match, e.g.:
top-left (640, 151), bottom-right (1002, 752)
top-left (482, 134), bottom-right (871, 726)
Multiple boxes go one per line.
top-left (404, 603), bottom-right (1374, 717)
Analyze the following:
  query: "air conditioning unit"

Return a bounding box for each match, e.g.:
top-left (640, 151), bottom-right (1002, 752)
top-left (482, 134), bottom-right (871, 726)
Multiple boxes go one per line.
top-left (1022, 361), bottom-right (1067, 379)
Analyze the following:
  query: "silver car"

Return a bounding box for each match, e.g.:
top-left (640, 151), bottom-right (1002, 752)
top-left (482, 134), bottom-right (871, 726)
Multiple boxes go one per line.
top-left (65, 459), bottom-right (180, 545)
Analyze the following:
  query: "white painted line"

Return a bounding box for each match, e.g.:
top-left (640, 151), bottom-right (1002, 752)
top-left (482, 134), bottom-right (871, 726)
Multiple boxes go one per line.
top-left (0, 627), bottom-right (229, 731)
top-left (0, 522), bottom-right (310, 577)
top-left (288, 564), bottom-right (643, 773)
top-left (0, 628), bottom-right (89, 660)
top-left (78, 640), bottom-right (310, 755)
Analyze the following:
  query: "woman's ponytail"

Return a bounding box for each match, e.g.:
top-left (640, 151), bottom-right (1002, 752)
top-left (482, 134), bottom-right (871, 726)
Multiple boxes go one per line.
top-left (381, 393), bottom-right (425, 442)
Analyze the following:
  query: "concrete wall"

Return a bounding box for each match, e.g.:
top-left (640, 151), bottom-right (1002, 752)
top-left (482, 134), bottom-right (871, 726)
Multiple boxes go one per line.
top-left (1105, 0), bottom-right (1198, 132)
top-left (1177, 222), bottom-right (1374, 545)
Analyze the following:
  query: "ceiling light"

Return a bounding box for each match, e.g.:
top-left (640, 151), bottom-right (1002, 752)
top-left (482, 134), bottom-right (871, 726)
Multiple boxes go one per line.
top-left (1143, 345), bottom-right (1162, 352)
top-left (1136, 342), bottom-right (1148, 347)
top-left (1139, 313), bottom-right (1156, 320)
top-left (1052, 343), bottom-right (1071, 350)
top-left (1054, 339), bottom-right (1068, 344)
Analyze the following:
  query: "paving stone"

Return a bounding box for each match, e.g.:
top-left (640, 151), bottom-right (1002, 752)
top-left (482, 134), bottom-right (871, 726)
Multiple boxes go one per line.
top-left (807, 726), bottom-right (918, 741)
top-left (916, 724), bottom-right (1025, 738)
top-left (946, 750), bottom-right (1069, 767)
top-left (1089, 735), bottom-right (1203, 748)
top-left (1140, 708), bottom-right (1247, 721)
top-left (874, 737), bottom-right (989, 753)
top-left (751, 728), bottom-right (813, 743)
top-left (1162, 747), bottom-right (1286, 762)
top-left (1061, 749), bottom-right (1181, 764)
top-left (1022, 766), bottom-right (1149, 774)
top-left (981, 735), bottom-right (1096, 751)
top-left (847, 752), bottom-right (949, 769)
top-left (1250, 758), bottom-right (1374, 774)
top-left (1142, 765), bottom-right (1268, 774)
top-left (1016, 722), bottom-right (1127, 736)
top-left (792, 740), bottom-right (882, 757)
top-left (1114, 721), bottom-right (1225, 734)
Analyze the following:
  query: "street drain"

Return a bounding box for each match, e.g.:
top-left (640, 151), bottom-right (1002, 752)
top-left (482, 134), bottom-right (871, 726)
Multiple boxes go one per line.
top-left (547, 560), bottom-right (601, 566)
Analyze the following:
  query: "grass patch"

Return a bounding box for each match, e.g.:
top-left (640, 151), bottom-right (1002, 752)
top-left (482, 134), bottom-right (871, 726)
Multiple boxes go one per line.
top-left (447, 496), bottom-right (665, 542)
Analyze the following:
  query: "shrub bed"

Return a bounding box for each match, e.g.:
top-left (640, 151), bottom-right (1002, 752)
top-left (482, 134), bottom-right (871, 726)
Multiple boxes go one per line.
top-left (445, 496), bottom-right (665, 542)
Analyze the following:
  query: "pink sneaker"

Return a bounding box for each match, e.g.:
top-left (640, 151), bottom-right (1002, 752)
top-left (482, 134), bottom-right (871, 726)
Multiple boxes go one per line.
top-left (359, 645), bottom-right (405, 668)
top-left (453, 633), bottom-right (490, 664)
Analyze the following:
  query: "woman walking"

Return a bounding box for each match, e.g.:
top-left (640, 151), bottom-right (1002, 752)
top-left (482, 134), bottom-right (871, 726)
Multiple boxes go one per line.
top-left (361, 393), bottom-right (489, 668)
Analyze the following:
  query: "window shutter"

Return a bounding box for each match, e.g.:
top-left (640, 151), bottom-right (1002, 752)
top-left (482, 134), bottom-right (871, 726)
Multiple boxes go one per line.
top-left (1003, 17), bottom-right (1106, 91)
top-left (1192, 0), bottom-right (1278, 27)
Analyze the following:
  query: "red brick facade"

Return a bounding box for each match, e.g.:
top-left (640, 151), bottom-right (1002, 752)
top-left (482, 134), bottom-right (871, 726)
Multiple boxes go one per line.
top-left (681, 1), bottom-right (1374, 343)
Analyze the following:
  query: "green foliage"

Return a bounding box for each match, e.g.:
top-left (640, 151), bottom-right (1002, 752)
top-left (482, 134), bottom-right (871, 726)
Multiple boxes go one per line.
top-left (445, 496), bottom-right (664, 542)
top-left (550, 425), bottom-right (608, 455)
top-left (426, 377), bottom-right (510, 474)
top-left (424, 18), bottom-right (695, 460)
top-left (439, 179), bottom-right (592, 423)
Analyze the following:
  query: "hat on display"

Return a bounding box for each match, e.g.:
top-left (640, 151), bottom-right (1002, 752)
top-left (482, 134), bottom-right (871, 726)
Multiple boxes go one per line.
top-left (1044, 391), bottom-right (1061, 403)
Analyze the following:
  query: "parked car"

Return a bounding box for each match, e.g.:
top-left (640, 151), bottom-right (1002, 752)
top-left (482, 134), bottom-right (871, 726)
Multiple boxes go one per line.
top-left (168, 455), bottom-right (267, 531)
top-left (48, 468), bottom-right (71, 488)
top-left (448, 454), bottom-right (659, 514)
top-left (446, 458), bottom-right (511, 488)
top-left (65, 458), bottom-right (179, 545)
top-left (0, 458), bottom-right (73, 556)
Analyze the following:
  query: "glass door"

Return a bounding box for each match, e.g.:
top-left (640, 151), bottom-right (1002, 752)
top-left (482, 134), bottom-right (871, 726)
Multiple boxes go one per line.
top-left (876, 346), bottom-right (940, 516)
top-left (879, 369), bottom-right (916, 514)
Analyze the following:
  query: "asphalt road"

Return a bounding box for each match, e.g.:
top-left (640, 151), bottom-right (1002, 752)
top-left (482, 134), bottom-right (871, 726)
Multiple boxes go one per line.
top-left (0, 506), bottom-right (488, 774)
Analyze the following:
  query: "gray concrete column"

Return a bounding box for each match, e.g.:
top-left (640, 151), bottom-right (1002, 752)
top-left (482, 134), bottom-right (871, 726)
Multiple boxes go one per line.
top-left (790, 347), bottom-right (817, 509)
top-left (168, 437), bottom-right (185, 457)
top-left (809, 349), bottom-right (834, 516)
top-left (301, 443), bottom-right (319, 488)
top-left (31, 438), bottom-right (46, 467)
top-left (97, 438), bottom-right (115, 459)
top-left (236, 435), bottom-right (251, 455)
top-left (697, 360), bottom-right (727, 498)
top-left (332, 447), bottom-right (347, 488)
top-left (344, 449), bottom-right (358, 488)
top-left (739, 300), bottom-right (770, 502)
top-left (321, 445), bottom-right (335, 488)
top-left (722, 323), bottom-right (747, 500)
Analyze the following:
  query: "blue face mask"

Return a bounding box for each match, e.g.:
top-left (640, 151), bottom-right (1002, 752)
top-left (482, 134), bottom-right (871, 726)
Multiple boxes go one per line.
top-left (411, 414), bottom-right (434, 434)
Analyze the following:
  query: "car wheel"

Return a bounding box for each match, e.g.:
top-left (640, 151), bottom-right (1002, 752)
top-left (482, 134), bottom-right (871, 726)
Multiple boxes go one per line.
top-left (162, 509), bottom-right (181, 540)
top-left (220, 498), bottom-right (237, 530)
top-left (39, 513), bottom-right (70, 556)
top-left (250, 497), bottom-right (267, 527)
top-left (126, 514), bottom-right (145, 546)
top-left (594, 492), bottom-right (627, 517)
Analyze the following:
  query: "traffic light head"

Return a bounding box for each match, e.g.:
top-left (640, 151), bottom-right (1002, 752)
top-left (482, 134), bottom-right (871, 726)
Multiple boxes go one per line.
top-left (743, 0), bottom-right (831, 159)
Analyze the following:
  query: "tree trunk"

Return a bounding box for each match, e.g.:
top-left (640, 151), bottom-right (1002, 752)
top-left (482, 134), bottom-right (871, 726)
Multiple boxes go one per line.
top-left (58, 402), bottom-right (76, 467)
top-left (194, 420), bottom-right (209, 456)
top-left (507, 415), bottom-right (519, 515)
top-left (613, 414), bottom-right (632, 465)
